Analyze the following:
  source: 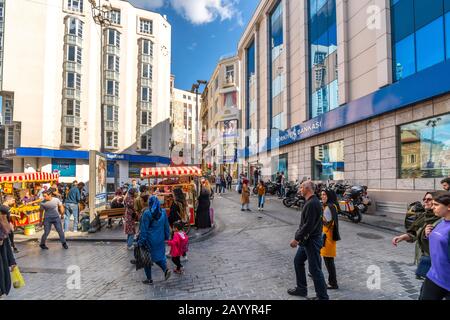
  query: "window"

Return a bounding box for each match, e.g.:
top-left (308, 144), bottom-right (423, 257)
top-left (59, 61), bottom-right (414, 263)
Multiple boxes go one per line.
top-left (400, 114), bottom-right (450, 178)
top-left (107, 29), bottom-right (120, 47)
top-left (139, 19), bottom-right (153, 34)
top-left (0, 3), bottom-right (4, 22)
top-left (391, 0), bottom-right (450, 81)
top-left (106, 80), bottom-right (119, 96)
top-left (183, 95), bottom-right (187, 99)
top-left (65, 127), bottom-right (80, 144)
top-left (66, 72), bottom-right (81, 90)
top-left (106, 105), bottom-right (114, 121)
top-left (246, 41), bottom-right (257, 150)
top-left (141, 111), bottom-right (151, 126)
top-left (140, 134), bottom-right (152, 150)
top-left (224, 92), bottom-right (237, 108)
top-left (142, 63), bottom-right (152, 79)
top-left (67, 45), bottom-right (82, 64)
top-left (142, 39), bottom-right (153, 56)
top-left (108, 9), bottom-right (121, 25)
top-left (106, 54), bottom-right (120, 72)
top-left (65, 99), bottom-right (80, 117)
top-left (106, 131), bottom-right (118, 148)
top-left (188, 96), bottom-right (191, 101)
top-left (67, 0), bottom-right (83, 13)
top-left (313, 140), bottom-right (345, 180)
top-left (226, 65), bottom-right (234, 83)
top-left (141, 87), bottom-right (151, 102)
top-left (309, 0), bottom-right (338, 119)
top-left (68, 18), bottom-right (83, 38)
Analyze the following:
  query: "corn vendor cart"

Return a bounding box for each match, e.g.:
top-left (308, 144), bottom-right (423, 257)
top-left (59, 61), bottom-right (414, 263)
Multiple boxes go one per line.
top-left (0, 172), bottom-right (59, 235)
top-left (140, 166), bottom-right (202, 234)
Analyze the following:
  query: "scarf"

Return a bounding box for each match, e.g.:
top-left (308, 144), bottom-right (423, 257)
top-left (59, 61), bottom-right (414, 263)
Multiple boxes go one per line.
top-left (148, 195), bottom-right (162, 222)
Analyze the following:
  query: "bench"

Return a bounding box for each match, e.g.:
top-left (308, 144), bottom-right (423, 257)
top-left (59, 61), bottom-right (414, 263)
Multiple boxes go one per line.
top-left (97, 207), bottom-right (126, 220)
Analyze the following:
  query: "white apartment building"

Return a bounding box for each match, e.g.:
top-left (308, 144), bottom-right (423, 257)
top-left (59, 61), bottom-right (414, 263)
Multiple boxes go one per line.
top-left (170, 76), bottom-right (200, 166)
top-left (201, 55), bottom-right (241, 177)
top-left (0, 0), bottom-right (172, 188)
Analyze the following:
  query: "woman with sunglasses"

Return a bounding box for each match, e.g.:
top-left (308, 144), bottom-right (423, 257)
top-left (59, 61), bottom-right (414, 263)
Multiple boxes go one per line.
top-left (392, 192), bottom-right (441, 279)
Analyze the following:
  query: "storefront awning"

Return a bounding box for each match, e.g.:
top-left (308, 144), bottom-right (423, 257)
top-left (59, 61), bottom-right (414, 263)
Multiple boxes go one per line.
top-left (140, 166), bottom-right (202, 178)
top-left (0, 172), bottom-right (59, 184)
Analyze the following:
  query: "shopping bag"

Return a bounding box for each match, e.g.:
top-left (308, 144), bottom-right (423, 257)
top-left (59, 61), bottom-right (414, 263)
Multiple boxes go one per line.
top-left (209, 207), bottom-right (214, 226)
top-left (11, 266), bottom-right (25, 289)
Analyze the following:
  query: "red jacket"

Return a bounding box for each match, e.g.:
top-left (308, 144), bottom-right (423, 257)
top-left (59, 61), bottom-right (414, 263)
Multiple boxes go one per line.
top-left (167, 231), bottom-right (189, 257)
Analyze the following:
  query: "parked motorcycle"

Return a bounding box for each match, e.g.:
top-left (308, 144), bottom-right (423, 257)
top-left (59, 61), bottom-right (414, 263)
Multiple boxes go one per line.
top-left (336, 185), bottom-right (370, 223)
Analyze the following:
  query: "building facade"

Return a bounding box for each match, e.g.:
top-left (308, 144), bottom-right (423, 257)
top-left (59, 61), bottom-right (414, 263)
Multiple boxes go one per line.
top-left (170, 76), bottom-right (200, 166)
top-left (238, 0), bottom-right (450, 210)
top-left (0, 0), bottom-right (172, 188)
top-left (201, 55), bottom-right (241, 178)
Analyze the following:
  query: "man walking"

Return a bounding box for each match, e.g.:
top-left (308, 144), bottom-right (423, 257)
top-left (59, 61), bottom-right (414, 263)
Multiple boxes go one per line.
top-left (226, 173), bottom-right (233, 191)
top-left (215, 174), bottom-right (222, 196)
top-left (39, 190), bottom-right (68, 250)
top-left (64, 182), bottom-right (84, 233)
top-left (288, 181), bottom-right (329, 300)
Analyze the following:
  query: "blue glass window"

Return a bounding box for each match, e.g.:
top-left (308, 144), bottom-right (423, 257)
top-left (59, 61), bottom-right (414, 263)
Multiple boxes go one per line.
top-left (445, 0), bottom-right (450, 12)
top-left (394, 34), bottom-right (416, 80)
top-left (391, 0), bottom-right (415, 42)
top-left (446, 12), bottom-right (450, 59)
top-left (416, 17), bottom-right (445, 71)
top-left (414, 0), bottom-right (443, 30)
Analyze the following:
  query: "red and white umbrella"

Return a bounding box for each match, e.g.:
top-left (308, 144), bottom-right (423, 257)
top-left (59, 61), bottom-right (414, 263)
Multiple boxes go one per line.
top-left (140, 166), bottom-right (202, 178)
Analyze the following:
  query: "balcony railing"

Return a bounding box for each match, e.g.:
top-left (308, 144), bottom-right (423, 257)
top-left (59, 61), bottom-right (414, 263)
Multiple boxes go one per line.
top-left (139, 101), bottom-right (152, 110)
top-left (140, 78), bottom-right (152, 88)
top-left (103, 95), bottom-right (119, 106)
top-left (105, 121), bottom-right (119, 131)
top-left (64, 61), bottom-right (82, 74)
top-left (63, 88), bottom-right (81, 100)
top-left (105, 70), bottom-right (120, 82)
top-left (140, 54), bottom-right (153, 64)
top-left (63, 116), bottom-right (81, 127)
top-left (105, 45), bottom-right (120, 56)
top-left (64, 34), bottom-right (83, 47)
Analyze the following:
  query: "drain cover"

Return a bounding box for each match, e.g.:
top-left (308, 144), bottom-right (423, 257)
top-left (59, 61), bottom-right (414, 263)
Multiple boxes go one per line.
top-left (357, 232), bottom-right (384, 240)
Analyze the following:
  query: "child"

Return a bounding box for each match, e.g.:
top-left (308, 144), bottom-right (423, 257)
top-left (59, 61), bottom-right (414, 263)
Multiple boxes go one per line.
top-left (167, 221), bottom-right (189, 274)
top-left (257, 180), bottom-right (266, 211)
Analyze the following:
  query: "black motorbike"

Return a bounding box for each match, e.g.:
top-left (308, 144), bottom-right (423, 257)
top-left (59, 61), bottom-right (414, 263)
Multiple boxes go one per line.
top-left (282, 182), bottom-right (299, 207)
top-left (336, 185), bottom-right (370, 223)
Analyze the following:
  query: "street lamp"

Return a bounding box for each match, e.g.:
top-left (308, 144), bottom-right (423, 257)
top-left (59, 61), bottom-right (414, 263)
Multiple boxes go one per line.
top-left (191, 80), bottom-right (207, 166)
top-left (426, 117), bottom-right (441, 169)
top-left (88, 0), bottom-right (112, 153)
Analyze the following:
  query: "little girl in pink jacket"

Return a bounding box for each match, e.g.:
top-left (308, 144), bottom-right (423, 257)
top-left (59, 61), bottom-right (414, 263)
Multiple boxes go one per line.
top-left (167, 221), bottom-right (189, 274)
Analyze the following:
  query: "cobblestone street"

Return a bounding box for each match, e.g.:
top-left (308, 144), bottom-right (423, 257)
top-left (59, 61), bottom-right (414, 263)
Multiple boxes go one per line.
top-left (5, 192), bottom-right (422, 300)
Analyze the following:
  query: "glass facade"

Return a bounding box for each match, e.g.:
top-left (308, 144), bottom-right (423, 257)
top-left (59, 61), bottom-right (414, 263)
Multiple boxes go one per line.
top-left (392, 0), bottom-right (450, 81)
top-left (246, 40), bottom-right (257, 153)
top-left (400, 114), bottom-right (450, 178)
top-left (309, 0), bottom-right (338, 119)
top-left (313, 140), bottom-right (344, 181)
top-left (269, 1), bottom-right (286, 130)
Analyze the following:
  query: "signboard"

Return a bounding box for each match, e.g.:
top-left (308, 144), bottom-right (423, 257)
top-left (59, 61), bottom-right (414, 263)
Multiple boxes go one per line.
top-left (89, 151), bottom-right (107, 222)
top-left (2, 183), bottom-right (13, 195)
top-left (1, 149), bottom-right (17, 158)
top-left (51, 159), bottom-right (76, 177)
top-left (222, 120), bottom-right (238, 138)
top-left (129, 163), bottom-right (151, 179)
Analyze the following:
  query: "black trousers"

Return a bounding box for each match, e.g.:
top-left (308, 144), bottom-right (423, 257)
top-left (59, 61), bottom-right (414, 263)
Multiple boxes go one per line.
top-left (41, 216), bottom-right (66, 245)
top-left (172, 257), bottom-right (183, 270)
top-left (8, 232), bottom-right (16, 249)
top-left (419, 278), bottom-right (450, 300)
top-left (323, 257), bottom-right (338, 287)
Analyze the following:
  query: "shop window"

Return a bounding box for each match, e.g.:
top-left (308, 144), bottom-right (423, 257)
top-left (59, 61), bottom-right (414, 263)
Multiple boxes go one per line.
top-left (400, 114), bottom-right (450, 178)
top-left (313, 140), bottom-right (344, 180)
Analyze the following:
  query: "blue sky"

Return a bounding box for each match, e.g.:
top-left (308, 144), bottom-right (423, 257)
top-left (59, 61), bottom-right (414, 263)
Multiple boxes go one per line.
top-left (129, 0), bottom-right (260, 91)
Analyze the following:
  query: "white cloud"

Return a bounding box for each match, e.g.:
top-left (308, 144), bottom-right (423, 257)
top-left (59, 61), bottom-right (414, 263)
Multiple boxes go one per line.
top-left (171, 0), bottom-right (240, 25)
top-left (187, 42), bottom-right (198, 50)
top-left (131, 0), bottom-right (165, 10)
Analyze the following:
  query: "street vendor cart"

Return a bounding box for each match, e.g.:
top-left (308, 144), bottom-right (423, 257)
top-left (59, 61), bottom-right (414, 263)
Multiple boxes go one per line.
top-left (140, 166), bottom-right (202, 234)
top-left (0, 172), bottom-right (59, 235)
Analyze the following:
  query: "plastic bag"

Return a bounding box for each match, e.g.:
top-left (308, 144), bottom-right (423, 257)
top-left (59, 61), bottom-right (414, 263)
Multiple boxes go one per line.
top-left (11, 266), bottom-right (25, 289)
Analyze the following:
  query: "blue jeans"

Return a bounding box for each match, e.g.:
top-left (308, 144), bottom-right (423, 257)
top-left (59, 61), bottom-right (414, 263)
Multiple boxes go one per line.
top-left (294, 235), bottom-right (329, 300)
top-left (127, 234), bottom-right (134, 248)
top-left (258, 195), bottom-right (265, 208)
top-left (64, 203), bottom-right (79, 232)
top-left (41, 216), bottom-right (66, 245)
top-left (144, 259), bottom-right (167, 280)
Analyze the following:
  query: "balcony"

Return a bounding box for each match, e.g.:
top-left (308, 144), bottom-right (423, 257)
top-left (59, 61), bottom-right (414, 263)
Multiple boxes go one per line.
top-left (105, 70), bottom-right (120, 82)
top-left (64, 34), bottom-right (83, 47)
top-left (224, 75), bottom-right (235, 87)
top-left (63, 88), bottom-right (81, 100)
top-left (140, 78), bottom-right (152, 88)
top-left (139, 101), bottom-right (151, 110)
top-left (105, 120), bottom-right (119, 131)
top-left (105, 45), bottom-right (120, 56)
top-left (140, 54), bottom-right (153, 64)
top-left (103, 95), bottom-right (119, 106)
top-left (64, 61), bottom-right (82, 74)
top-left (63, 116), bottom-right (81, 127)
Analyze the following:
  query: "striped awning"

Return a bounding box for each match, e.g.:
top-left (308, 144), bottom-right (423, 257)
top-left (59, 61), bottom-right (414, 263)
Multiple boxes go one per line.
top-left (141, 166), bottom-right (202, 178)
top-left (0, 172), bottom-right (60, 184)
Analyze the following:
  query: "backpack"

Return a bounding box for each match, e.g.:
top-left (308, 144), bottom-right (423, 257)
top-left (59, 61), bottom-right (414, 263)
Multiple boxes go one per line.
top-left (405, 201), bottom-right (425, 230)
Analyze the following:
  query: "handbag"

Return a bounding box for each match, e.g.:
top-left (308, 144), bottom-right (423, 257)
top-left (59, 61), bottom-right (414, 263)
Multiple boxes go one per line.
top-left (415, 255), bottom-right (431, 279)
top-left (134, 244), bottom-right (153, 271)
top-left (11, 266), bottom-right (25, 289)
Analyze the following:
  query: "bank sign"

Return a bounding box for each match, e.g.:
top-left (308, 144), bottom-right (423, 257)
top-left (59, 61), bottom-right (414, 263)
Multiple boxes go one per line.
top-left (275, 119), bottom-right (323, 147)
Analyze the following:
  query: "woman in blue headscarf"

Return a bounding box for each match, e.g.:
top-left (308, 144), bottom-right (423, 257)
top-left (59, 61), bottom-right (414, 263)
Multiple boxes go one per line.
top-left (138, 195), bottom-right (172, 284)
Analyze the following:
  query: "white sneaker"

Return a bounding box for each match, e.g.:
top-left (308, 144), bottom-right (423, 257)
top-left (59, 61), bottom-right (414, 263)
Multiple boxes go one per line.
top-left (127, 245), bottom-right (134, 250)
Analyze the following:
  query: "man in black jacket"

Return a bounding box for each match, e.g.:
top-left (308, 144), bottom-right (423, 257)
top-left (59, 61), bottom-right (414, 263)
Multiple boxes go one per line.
top-left (288, 181), bottom-right (329, 300)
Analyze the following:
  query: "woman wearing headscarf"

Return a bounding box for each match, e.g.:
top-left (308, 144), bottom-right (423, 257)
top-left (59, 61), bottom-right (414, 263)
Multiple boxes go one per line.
top-left (320, 188), bottom-right (341, 290)
top-left (195, 178), bottom-right (212, 229)
top-left (124, 189), bottom-right (138, 250)
top-left (169, 188), bottom-right (187, 228)
top-left (0, 202), bottom-right (17, 297)
top-left (138, 196), bottom-right (171, 285)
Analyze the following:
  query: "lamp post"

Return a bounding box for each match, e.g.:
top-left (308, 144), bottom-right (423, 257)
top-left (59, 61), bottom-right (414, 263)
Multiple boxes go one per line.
top-left (191, 80), bottom-right (207, 166)
top-left (426, 117), bottom-right (441, 169)
top-left (88, 0), bottom-right (111, 153)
